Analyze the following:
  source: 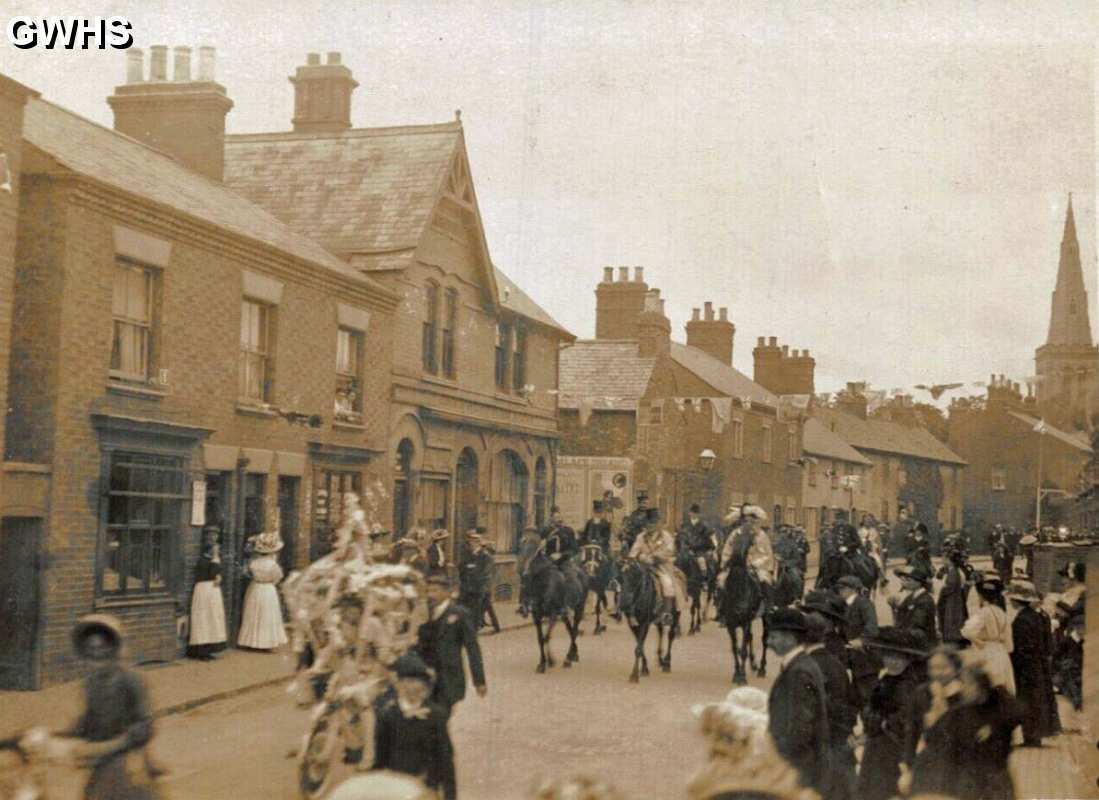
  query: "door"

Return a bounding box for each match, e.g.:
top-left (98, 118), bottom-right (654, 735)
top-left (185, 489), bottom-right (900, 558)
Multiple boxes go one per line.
top-left (455, 448), bottom-right (479, 541)
top-left (278, 476), bottom-right (300, 572)
top-left (0, 518), bottom-right (42, 689)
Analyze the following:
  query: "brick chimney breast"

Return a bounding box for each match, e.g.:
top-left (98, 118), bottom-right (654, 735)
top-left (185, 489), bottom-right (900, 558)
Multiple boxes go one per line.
top-left (638, 289), bottom-right (671, 357)
top-left (108, 46), bottom-right (233, 182)
top-left (686, 299), bottom-right (735, 365)
top-left (290, 51), bottom-right (358, 133)
top-left (595, 264), bottom-right (649, 339)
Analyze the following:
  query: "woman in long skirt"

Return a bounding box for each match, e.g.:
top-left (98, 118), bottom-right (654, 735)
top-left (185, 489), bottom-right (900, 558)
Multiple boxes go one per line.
top-left (187, 525), bottom-right (227, 660)
top-left (238, 531), bottom-right (288, 650)
top-left (961, 577), bottom-right (1015, 695)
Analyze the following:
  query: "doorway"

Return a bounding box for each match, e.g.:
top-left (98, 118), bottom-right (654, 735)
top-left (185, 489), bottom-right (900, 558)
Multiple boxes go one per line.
top-left (0, 518), bottom-right (42, 689)
top-left (393, 439), bottom-right (415, 537)
top-left (278, 476), bottom-right (300, 572)
top-left (456, 448), bottom-right (480, 541)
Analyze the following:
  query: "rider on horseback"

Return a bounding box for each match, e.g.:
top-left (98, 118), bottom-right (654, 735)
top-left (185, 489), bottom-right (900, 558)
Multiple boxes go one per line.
top-left (580, 500), bottom-right (613, 553)
top-left (629, 507), bottom-right (685, 628)
top-left (679, 503), bottom-right (716, 575)
top-left (519, 508), bottom-right (577, 618)
top-left (717, 505), bottom-right (773, 588)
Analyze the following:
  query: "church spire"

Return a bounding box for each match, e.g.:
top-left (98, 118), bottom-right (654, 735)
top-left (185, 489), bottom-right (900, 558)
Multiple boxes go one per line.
top-left (1046, 193), bottom-right (1093, 346)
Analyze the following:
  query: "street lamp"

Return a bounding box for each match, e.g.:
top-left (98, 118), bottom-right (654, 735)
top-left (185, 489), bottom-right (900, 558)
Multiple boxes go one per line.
top-left (699, 448), bottom-right (717, 471)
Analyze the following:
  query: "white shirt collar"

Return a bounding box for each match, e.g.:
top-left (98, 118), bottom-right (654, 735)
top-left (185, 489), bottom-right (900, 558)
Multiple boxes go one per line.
top-left (779, 644), bottom-right (806, 671)
top-left (845, 593), bottom-right (857, 606)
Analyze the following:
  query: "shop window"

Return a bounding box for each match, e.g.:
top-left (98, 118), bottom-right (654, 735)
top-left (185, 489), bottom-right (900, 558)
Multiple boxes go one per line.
top-left (110, 260), bottom-right (157, 383)
top-left (243, 474), bottom-right (266, 540)
top-left (311, 469), bottom-right (363, 560)
top-left (335, 327), bottom-right (364, 419)
top-left (99, 451), bottom-right (186, 598)
top-left (240, 299), bottom-right (272, 402)
top-left (489, 450), bottom-right (527, 552)
top-left (419, 477), bottom-right (450, 531)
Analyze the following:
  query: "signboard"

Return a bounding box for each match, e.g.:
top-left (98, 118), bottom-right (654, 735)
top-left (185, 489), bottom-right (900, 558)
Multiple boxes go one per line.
top-left (557, 456), bottom-right (632, 529)
top-left (191, 480), bottom-right (207, 527)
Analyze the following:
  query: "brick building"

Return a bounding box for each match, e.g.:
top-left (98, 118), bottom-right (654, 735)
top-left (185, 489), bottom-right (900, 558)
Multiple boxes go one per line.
top-left (222, 54), bottom-right (573, 589)
top-left (0, 52), bottom-right (399, 689)
top-left (800, 417), bottom-right (873, 543)
top-left (559, 268), bottom-right (804, 531)
top-left (947, 375), bottom-right (1091, 534)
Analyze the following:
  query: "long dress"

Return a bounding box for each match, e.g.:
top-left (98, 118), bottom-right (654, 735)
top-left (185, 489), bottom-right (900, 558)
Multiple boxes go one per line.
top-left (930, 689), bottom-right (1023, 800)
top-left (857, 667), bottom-right (921, 800)
top-left (937, 562), bottom-right (968, 644)
top-left (187, 554), bottom-right (227, 658)
top-left (238, 555), bottom-right (288, 650)
top-left (1010, 606), bottom-right (1061, 742)
top-left (961, 604), bottom-right (1015, 695)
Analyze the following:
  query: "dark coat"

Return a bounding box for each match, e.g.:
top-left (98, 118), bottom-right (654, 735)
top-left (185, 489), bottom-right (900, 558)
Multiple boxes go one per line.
top-left (1010, 605), bottom-right (1061, 742)
top-left (427, 542), bottom-right (448, 576)
top-left (843, 594), bottom-right (879, 643)
top-left (894, 589), bottom-right (938, 644)
top-left (679, 519), bottom-right (715, 556)
top-left (620, 508), bottom-right (648, 552)
top-left (857, 667), bottom-right (921, 800)
top-left (416, 601), bottom-right (486, 710)
top-left (373, 696), bottom-right (455, 799)
top-left (768, 650), bottom-right (831, 794)
top-left (579, 518), bottom-right (612, 552)
top-left (543, 525), bottom-right (578, 563)
top-left (937, 562), bottom-right (968, 644)
top-left (808, 644), bottom-right (859, 800)
top-left (1053, 631), bottom-right (1084, 710)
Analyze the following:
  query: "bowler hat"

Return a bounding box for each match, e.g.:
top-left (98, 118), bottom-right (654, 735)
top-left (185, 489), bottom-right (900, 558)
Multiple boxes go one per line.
top-left (766, 608), bottom-right (808, 634)
top-left (72, 614), bottom-right (124, 657)
top-left (799, 591), bottom-right (846, 623)
top-left (689, 503), bottom-right (701, 514)
top-left (636, 491), bottom-right (649, 502)
top-left (895, 565), bottom-right (932, 585)
top-left (865, 626), bottom-right (928, 658)
top-left (1019, 534), bottom-right (1038, 546)
top-left (836, 575), bottom-right (863, 592)
top-left (393, 653), bottom-right (434, 683)
top-left (912, 522), bottom-right (928, 535)
top-left (431, 529), bottom-right (450, 541)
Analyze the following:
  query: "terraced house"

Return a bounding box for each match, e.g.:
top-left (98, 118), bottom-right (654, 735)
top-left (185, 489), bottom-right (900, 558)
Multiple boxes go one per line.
top-left (224, 53), bottom-right (573, 590)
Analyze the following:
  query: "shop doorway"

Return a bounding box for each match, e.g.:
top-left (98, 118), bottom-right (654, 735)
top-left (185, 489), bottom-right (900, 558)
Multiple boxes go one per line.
top-left (0, 518), bottom-right (42, 689)
top-left (456, 448), bottom-right (480, 541)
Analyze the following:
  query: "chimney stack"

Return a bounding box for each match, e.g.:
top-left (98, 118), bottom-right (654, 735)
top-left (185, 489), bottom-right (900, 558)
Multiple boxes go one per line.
top-left (108, 45), bottom-right (233, 182)
top-left (686, 299), bottom-right (735, 366)
top-left (752, 336), bottom-right (815, 395)
top-left (638, 289), bottom-right (671, 357)
top-left (595, 265), bottom-right (649, 340)
top-left (290, 51), bottom-right (358, 133)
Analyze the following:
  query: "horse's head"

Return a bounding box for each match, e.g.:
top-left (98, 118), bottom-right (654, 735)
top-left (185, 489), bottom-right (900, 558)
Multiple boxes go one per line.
top-left (579, 544), bottom-right (603, 576)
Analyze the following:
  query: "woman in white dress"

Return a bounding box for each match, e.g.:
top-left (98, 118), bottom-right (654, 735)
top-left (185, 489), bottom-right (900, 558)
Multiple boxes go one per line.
top-left (960, 576), bottom-right (1015, 695)
top-left (238, 531), bottom-right (288, 650)
top-left (188, 525), bottom-right (227, 660)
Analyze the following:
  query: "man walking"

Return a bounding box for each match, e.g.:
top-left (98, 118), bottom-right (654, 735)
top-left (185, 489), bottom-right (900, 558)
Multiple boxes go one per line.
top-left (417, 575), bottom-right (487, 720)
top-left (891, 565), bottom-right (938, 644)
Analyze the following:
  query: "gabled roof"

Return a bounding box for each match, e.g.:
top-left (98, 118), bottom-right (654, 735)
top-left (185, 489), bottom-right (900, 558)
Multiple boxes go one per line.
top-left (558, 341), bottom-right (657, 411)
top-left (668, 343), bottom-right (778, 409)
top-left (494, 266), bottom-right (573, 339)
top-left (224, 123), bottom-right (461, 257)
top-left (1008, 411), bottom-right (1092, 453)
top-left (21, 99), bottom-right (390, 294)
top-left (814, 407), bottom-right (967, 466)
top-left (802, 418), bottom-right (872, 465)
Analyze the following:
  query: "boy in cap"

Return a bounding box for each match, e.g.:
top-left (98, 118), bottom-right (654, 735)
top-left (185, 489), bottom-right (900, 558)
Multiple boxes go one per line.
top-left (416, 575), bottom-right (486, 720)
top-left (765, 608), bottom-right (830, 795)
top-left (373, 652), bottom-right (456, 799)
top-left (891, 565), bottom-right (938, 645)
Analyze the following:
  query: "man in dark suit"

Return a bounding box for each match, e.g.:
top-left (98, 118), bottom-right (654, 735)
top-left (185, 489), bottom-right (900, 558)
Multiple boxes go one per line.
top-left (579, 500), bottom-right (612, 552)
top-left (891, 565), bottom-right (938, 645)
top-left (678, 503), bottom-right (715, 568)
top-left (620, 491), bottom-right (650, 554)
top-left (836, 574), bottom-right (879, 706)
top-left (766, 607), bottom-right (831, 795)
top-left (457, 530), bottom-right (489, 621)
top-left (543, 507), bottom-right (578, 567)
top-left (1008, 580), bottom-right (1061, 746)
top-left (416, 574), bottom-right (487, 719)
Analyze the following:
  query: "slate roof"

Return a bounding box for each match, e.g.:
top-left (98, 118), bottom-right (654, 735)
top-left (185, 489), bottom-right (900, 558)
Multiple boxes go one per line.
top-left (1008, 411), bottom-right (1092, 453)
top-left (558, 341), bottom-right (657, 411)
top-left (814, 407), bottom-right (967, 465)
top-left (668, 343), bottom-right (778, 408)
top-left (494, 266), bottom-right (572, 338)
top-left (802, 417), bottom-right (873, 465)
top-left (21, 99), bottom-right (387, 292)
top-left (224, 124), bottom-right (461, 257)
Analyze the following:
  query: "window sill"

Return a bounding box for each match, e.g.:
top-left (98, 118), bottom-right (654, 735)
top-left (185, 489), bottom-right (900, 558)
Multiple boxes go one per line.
top-left (235, 401), bottom-right (277, 418)
top-left (107, 380), bottom-right (168, 400)
top-left (494, 391), bottom-right (526, 405)
top-left (333, 418), bottom-right (367, 432)
top-left (95, 593), bottom-right (177, 611)
top-left (421, 374), bottom-right (459, 390)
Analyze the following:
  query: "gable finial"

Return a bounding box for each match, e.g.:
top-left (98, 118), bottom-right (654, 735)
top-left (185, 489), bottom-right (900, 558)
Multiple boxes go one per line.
top-left (454, 109), bottom-right (462, 123)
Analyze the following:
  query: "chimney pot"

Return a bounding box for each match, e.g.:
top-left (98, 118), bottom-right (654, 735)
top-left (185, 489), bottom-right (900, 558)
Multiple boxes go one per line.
top-left (307, 52), bottom-right (321, 65)
top-left (659, 299), bottom-right (665, 316)
top-left (768, 336), bottom-right (777, 347)
top-left (692, 308), bottom-right (701, 321)
top-left (634, 266), bottom-right (644, 282)
top-left (804, 350), bottom-right (810, 358)
top-left (719, 307), bottom-right (728, 321)
top-left (757, 337), bottom-right (765, 347)
top-left (197, 46), bottom-right (216, 80)
top-left (602, 267), bottom-right (614, 283)
top-left (782, 345), bottom-right (789, 357)
top-left (618, 267), bottom-right (629, 282)
top-left (327, 52), bottom-right (341, 64)
top-left (150, 45), bottom-right (169, 81)
top-left (173, 46), bottom-right (192, 82)
top-left (126, 49), bottom-right (144, 83)
top-left (704, 301), bottom-right (714, 320)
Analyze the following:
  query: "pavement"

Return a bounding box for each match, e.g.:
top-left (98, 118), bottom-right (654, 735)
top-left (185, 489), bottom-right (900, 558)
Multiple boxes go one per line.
top-left (2, 555), bottom-right (1094, 798)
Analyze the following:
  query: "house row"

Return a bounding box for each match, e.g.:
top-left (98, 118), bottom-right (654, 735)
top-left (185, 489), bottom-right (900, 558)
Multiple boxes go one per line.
top-left (0, 49), bottom-right (570, 689)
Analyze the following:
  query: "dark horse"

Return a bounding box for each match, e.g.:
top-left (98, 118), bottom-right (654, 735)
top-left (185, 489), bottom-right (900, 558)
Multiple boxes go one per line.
top-left (520, 540), bottom-right (589, 673)
top-left (719, 529), bottom-right (764, 685)
top-left (579, 544), bottom-right (619, 635)
top-left (618, 559), bottom-right (678, 682)
top-left (676, 549), bottom-right (716, 635)
top-left (818, 548), bottom-right (879, 594)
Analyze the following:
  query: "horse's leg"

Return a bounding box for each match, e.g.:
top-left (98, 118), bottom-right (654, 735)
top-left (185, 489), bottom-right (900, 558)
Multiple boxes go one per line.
top-left (640, 619), bottom-right (651, 677)
top-left (663, 610), bottom-right (677, 672)
top-left (535, 615), bottom-right (547, 674)
top-left (566, 607), bottom-right (581, 664)
top-left (730, 625), bottom-right (745, 685)
top-left (629, 624), bottom-right (642, 683)
top-left (545, 617), bottom-right (556, 668)
top-left (756, 612), bottom-right (768, 678)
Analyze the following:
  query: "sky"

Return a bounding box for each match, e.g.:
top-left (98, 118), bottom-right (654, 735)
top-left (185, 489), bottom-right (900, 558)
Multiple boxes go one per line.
top-left (3, 1), bottom-right (1096, 399)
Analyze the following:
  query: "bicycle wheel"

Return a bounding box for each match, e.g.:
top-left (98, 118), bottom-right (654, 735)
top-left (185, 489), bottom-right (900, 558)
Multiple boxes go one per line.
top-left (299, 708), bottom-right (339, 799)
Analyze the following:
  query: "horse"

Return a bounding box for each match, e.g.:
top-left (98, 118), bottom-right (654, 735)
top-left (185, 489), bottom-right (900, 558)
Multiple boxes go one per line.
top-left (819, 548), bottom-right (879, 594)
top-left (519, 537), bottom-right (589, 673)
top-left (579, 543), bottom-right (619, 635)
top-left (676, 548), bottom-right (715, 635)
top-left (718, 530), bottom-right (764, 685)
top-left (771, 558), bottom-right (804, 610)
top-left (618, 558), bottom-right (679, 682)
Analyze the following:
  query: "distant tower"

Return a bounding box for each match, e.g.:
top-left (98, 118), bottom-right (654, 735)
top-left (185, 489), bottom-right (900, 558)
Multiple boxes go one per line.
top-left (1035, 194), bottom-right (1099, 429)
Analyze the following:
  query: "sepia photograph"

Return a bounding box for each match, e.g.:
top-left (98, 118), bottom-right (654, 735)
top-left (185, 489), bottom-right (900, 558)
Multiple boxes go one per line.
top-left (0, 2), bottom-right (1097, 798)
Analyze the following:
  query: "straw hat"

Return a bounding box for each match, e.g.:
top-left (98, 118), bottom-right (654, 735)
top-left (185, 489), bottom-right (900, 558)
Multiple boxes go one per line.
top-left (1005, 579), bottom-right (1040, 604)
top-left (252, 531), bottom-right (284, 554)
top-left (72, 614), bottom-right (124, 657)
top-left (431, 529), bottom-right (450, 542)
top-left (327, 772), bottom-right (434, 800)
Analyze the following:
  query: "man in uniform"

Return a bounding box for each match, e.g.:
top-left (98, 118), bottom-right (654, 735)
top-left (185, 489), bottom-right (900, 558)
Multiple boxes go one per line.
top-left (543, 506), bottom-right (578, 568)
top-left (620, 491), bottom-right (650, 555)
top-left (890, 564), bottom-right (938, 644)
top-left (678, 503), bottom-right (715, 576)
top-left (416, 574), bottom-right (487, 720)
top-left (629, 507), bottom-right (686, 628)
top-left (579, 500), bottom-right (613, 552)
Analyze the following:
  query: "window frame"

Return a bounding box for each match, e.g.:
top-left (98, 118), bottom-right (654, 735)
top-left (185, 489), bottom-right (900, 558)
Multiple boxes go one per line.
top-left (239, 298), bottom-right (273, 403)
top-left (109, 259), bottom-right (157, 384)
top-left (335, 326), bottom-right (365, 418)
top-left (97, 448), bottom-right (188, 600)
top-left (442, 288), bottom-right (458, 379)
top-left (761, 423), bottom-right (773, 463)
top-left (731, 418), bottom-right (744, 459)
top-left (512, 324), bottom-right (527, 392)
top-left (423, 282), bottom-right (440, 375)
top-left (990, 466), bottom-right (1007, 492)
top-left (495, 321), bottom-right (512, 391)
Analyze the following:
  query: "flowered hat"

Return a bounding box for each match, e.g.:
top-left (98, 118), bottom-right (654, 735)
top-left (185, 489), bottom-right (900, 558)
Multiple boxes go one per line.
top-left (252, 531), bottom-right (284, 554)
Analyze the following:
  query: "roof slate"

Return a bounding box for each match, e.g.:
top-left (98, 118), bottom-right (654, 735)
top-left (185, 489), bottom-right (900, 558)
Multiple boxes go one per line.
top-left (224, 125), bottom-right (460, 257)
top-left (813, 407), bottom-right (967, 465)
top-left (802, 417), bottom-right (873, 465)
top-left (494, 267), bottom-right (572, 337)
top-left (668, 343), bottom-right (778, 408)
top-left (22, 99), bottom-right (384, 291)
top-left (558, 341), bottom-right (657, 410)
